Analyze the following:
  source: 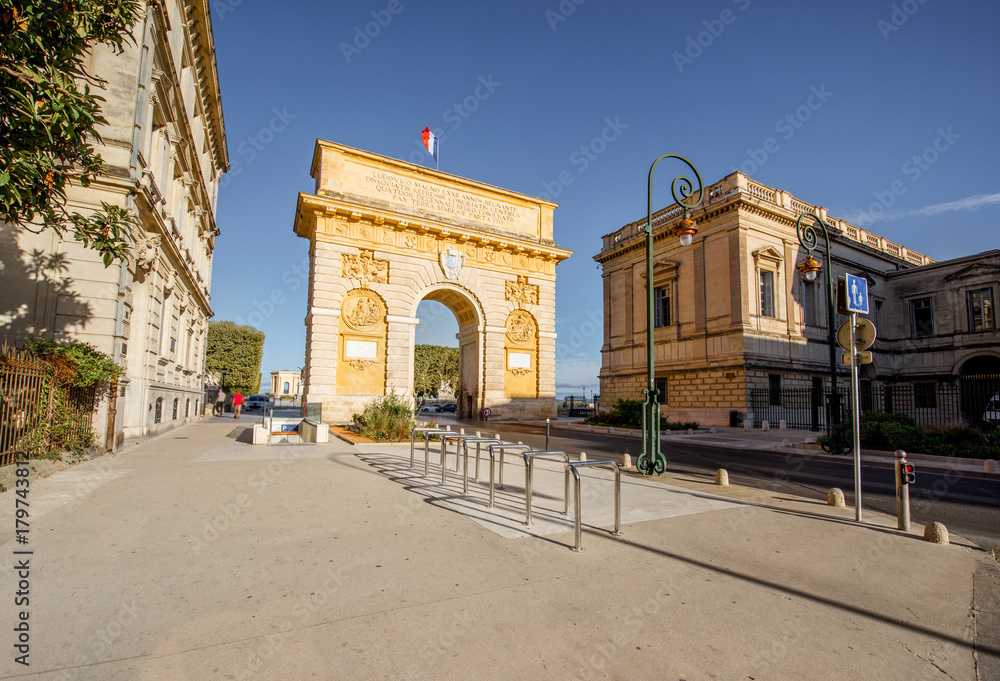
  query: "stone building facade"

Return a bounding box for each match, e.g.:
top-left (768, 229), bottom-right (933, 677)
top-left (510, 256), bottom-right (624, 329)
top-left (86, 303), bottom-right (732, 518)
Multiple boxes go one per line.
top-left (593, 171), bottom-right (999, 427)
top-left (293, 141), bottom-right (571, 423)
top-left (0, 0), bottom-right (228, 448)
top-left (270, 370), bottom-right (302, 399)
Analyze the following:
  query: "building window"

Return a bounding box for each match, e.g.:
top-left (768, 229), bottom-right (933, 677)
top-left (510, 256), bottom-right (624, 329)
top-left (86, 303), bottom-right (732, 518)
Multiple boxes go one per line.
top-left (874, 299), bottom-right (882, 330)
top-left (768, 374), bottom-right (781, 406)
top-left (170, 337), bottom-right (176, 353)
top-left (654, 286), bottom-right (671, 328)
top-left (760, 271), bottom-right (775, 318)
top-left (800, 280), bottom-right (817, 326)
top-left (154, 398), bottom-right (163, 423)
top-left (655, 377), bottom-right (668, 406)
top-left (914, 383), bottom-right (937, 409)
top-left (910, 298), bottom-right (933, 338)
top-left (283, 381), bottom-right (290, 394)
top-left (185, 398), bottom-right (190, 417)
top-left (968, 288), bottom-right (994, 332)
top-left (172, 398), bottom-right (179, 420)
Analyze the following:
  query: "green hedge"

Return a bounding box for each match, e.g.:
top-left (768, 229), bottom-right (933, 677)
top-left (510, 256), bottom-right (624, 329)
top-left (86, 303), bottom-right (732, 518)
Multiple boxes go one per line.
top-left (349, 394), bottom-right (415, 441)
top-left (829, 412), bottom-right (1000, 459)
top-left (584, 399), bottom-right (699, 431)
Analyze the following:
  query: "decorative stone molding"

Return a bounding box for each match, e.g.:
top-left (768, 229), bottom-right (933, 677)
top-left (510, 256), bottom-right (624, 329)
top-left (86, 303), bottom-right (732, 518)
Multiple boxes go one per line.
top-left (439, 247), bottom-right (465, 281)
top-left (342, 249), bottom-right (388, 288)
top-left (342, 291), bottom-right (382, 331)
top-left (506, 310), bottom-right (536, 344)
top-left (134, 235), bottom-right (161, 271)
top-left (505, 275), bottom-right (539, 308)
top-left (348, 358), bottom-right (376, 371)
top-left (509, 367), bottom-right (530, 377)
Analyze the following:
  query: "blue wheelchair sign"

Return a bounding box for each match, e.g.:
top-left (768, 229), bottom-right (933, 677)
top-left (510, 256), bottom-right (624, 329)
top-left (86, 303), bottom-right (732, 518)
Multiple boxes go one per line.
top-left (845, 274), bottom-right (869, 314)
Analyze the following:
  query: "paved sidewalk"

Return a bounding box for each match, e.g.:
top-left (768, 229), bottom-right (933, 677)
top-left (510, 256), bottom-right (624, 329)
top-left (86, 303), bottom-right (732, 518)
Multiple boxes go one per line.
top-left (0, 418), bottom-right (996, 680)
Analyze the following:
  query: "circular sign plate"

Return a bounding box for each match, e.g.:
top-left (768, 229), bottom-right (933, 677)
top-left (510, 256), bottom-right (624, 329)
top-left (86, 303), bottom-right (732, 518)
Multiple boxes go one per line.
top-left (837, 318), bottom-right (877, 351)
top-left (482, 408), bottom-right (492, 417)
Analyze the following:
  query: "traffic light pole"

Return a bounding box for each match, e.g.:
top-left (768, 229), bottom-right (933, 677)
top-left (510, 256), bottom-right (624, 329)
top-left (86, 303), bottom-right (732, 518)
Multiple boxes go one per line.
top-left (894, 449), bottom-right (913, 532)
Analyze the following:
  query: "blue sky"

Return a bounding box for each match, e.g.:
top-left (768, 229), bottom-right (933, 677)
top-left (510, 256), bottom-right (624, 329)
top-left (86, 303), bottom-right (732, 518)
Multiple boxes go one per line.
top-left (208, 0), bottom-right (1000, 396)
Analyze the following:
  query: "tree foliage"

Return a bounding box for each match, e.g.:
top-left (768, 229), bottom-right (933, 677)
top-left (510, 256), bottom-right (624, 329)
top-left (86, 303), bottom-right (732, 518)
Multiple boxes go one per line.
top-left (413, 344), bottom-right (458, 398)
top-left (1, 0), bottom-right (142, 266)
top-left (206, 321), bottom-right (264, 395)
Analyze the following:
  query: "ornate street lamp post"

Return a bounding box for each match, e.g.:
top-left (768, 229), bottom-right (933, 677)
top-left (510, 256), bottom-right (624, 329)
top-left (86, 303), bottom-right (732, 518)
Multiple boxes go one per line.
top-left (636, 155), bottom-right (704, 476)
top-left (795, 211), bottom-right (847, 456)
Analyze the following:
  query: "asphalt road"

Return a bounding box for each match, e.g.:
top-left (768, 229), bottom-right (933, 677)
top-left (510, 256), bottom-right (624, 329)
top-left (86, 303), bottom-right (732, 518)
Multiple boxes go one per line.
top-left (485, 422), bottom-right (1000, 554)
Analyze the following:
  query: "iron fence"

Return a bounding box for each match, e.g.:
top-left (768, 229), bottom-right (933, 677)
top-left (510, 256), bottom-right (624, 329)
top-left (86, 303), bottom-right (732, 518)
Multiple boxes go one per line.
top-left (749, 376), bottom-right (1000, 431)
top-left (0, 343), bottom-right (98, 467)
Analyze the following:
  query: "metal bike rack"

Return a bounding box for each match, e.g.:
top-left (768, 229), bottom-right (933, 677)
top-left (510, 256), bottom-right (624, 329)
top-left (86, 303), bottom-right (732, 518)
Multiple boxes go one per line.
top-left (566, 460), bottom-right (622, 552)
top-left (410, 427), bottom-right (444, 469)
top-left (486, 443), bottom-right (532, 508)
top-left (519, 450), bottom-right (570, 527)
top-left (460, 438), bottom-right (502, 494)
top-left (438, 433), bottom-right (477, 485)
top-left (420, 429), bottom-right (448, 475)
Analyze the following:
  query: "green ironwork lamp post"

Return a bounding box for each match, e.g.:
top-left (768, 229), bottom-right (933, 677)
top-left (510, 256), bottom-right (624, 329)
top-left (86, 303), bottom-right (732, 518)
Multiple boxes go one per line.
top-left (636, 154), bottom-right (704, 476)
top-left (794, 211), bottom-right (847, 457)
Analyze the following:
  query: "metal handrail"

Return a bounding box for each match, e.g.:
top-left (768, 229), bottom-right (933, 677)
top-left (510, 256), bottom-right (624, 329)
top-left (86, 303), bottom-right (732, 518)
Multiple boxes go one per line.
top-left (519, 450), bottom-right (570, 527)
top-left (420, 429), bottom-right (449, 475)
top-left (410, 427), bottom-right (443, 469)
top-left (486, 444), bottom-right (532, 508)
top-left (460, 438), bottom-right (502, 494)
top-left (566, 461), bottom-right (623, 551)
top-left (438, 433), bottom-right (477, 485)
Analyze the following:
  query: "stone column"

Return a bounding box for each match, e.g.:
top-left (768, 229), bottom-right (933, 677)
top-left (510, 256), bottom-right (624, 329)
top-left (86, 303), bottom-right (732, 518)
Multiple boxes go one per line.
top-left (386, 314), bottom-right (419, 399)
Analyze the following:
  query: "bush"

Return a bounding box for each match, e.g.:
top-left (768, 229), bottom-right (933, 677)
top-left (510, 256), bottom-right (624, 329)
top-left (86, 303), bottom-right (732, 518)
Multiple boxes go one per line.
top-left (849, 412), bottom-right (1000, 459)
top-left (585, 398), bottom-right (699, 431)
top-left (350, 394), bottom-right (415, 441)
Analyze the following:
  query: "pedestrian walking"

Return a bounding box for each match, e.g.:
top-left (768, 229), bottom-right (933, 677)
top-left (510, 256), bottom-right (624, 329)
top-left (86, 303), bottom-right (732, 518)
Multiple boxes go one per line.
top-left (233, 391), bottom-right (244, 419)
top-left (215, 389), bottom-right (226, 416)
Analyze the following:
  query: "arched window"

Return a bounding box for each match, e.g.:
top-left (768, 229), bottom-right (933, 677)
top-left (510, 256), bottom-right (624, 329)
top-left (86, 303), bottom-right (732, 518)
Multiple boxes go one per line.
top-left (172, 398), bottom-right (179, 420)
top-left (195, 399), bottom-right (199, 414)
top-left (283, 381), bottom-right (290, 394)
top-left (185, 398), bottom-right (190, 417)
top-left (154, 398), bottom-right (163, 423)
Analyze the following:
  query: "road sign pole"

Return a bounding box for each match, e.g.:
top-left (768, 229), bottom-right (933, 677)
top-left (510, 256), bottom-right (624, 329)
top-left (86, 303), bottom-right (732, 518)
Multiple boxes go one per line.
top-left (850, 312), bottom-right (863, 522)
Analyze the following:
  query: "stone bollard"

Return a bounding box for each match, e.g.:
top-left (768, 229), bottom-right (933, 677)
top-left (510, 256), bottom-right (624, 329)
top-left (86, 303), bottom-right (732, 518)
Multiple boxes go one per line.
top-left (923, 522), bottom-right (950, 545)
top-left (827, 488), bottom-right (846, 508)
top-left (687, 428), bottom-right (693, 435)
top-left (494, 433), bottom-right (500, 440)
top-left (664, 429), bottom-right (670, 437)
top-left (986, 459), bottom-right (999, 473)
top-left (460, 428), bottom-right (465, 435)
top-left (761, 420), bottom-right (770, 431)
top-left (782, 439), bottom-right (790, 448)
top-left (446, 425), bottom-right (452, 431)
top-left (610, 426), bottom-right (615, 433)
top-left (710, 427), bottom-right (717, 434)
top-left (622, 453), bottom-right (632, 468)
top-left (743, 422), bottom-right (750, 432)
top-left (579, 452), bottom-right (587, 462)
top-left (771, 443), bottom-right (779, 451)
top-left (715, 469), bottom-right (729, 487)
top-left (476, 431), bottom-right (481, 438)
top-left (779, 419), bottom-right (787, 430)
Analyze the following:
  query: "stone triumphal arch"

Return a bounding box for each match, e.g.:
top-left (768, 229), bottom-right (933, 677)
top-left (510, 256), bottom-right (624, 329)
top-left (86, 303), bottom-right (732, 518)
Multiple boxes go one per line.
top-left (292, 141), bottom-right (571, 422)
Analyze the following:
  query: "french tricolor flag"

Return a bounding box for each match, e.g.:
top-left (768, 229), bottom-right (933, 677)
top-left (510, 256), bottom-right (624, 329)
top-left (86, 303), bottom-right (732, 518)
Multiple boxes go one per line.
top-left (421, 127), bottom-right (439, 165)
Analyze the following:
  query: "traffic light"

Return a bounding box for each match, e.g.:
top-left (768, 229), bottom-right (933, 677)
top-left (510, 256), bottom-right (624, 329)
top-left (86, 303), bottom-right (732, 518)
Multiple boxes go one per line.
top-left (901, 461), bottom-right (916, 485)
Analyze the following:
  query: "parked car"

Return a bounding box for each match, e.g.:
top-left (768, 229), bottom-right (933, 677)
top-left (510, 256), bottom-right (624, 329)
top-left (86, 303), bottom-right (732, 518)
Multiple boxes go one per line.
top-left (435, 403), bottom-right (457, 413)
top-left (245, 394), bottom-right (270, 411)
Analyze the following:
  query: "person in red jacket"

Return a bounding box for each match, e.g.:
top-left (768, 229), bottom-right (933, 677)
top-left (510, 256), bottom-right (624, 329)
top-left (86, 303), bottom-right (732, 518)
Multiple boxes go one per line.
top-left (232, 392), bottom-right (244, 419)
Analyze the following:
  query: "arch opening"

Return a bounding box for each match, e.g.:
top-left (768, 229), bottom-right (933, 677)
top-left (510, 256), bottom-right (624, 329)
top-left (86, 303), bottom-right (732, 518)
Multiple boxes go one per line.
top-left (414, 287), bottom-right (482, 420)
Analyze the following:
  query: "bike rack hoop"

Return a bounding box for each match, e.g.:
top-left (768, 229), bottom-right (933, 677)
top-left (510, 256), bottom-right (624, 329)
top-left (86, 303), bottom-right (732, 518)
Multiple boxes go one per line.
top-left (410, 427), bottom-right (446, 468)
top-left (565, 460), bottom-right (623, 552)
top-left (519, 450), bottom-right (570, 527)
